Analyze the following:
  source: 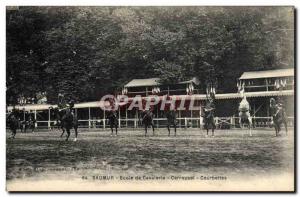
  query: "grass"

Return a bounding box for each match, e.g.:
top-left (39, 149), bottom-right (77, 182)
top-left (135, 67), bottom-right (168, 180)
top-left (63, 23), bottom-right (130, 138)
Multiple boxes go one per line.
top-left (6, 128), bottom-right (294, 181)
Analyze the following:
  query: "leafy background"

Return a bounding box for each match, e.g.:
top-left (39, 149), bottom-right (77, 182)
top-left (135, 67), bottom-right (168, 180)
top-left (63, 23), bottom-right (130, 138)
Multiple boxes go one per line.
top-left (6, 7), bottom-right (294, 104)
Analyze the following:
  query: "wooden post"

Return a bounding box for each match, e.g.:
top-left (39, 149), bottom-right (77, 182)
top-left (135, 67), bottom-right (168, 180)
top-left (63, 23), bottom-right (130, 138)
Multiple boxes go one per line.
top-left (267, 99), bottom-right (270, 117)
top-left (34, 110), bottom-right (37, 128)
top-left (48, 108), bottom-right (51, 129)
top-left (156, 106), bottom-right (159, 128)
top-left (103, 109), bottom-right (106, 129)
top-left (179, 110), bottom-right (181, 128)
top-left (199, 101), bottom-right (202, 129)
top-left (125, 107), bottom-right (128, 127)
top-left (88, 107), bottom-right (91, 129)
top-left (134, 110), bottom-right (137, 128)
top-left (190, 110), bottom-right (193, 128)
top-left (118, 107), bottom-right (121, 128)
top-left (265, 79), bottom-right (269, 91)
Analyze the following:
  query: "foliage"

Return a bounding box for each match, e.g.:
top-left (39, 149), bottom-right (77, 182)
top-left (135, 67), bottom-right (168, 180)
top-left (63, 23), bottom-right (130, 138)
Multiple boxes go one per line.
top-left (6, 6), bottom-right (294, 104)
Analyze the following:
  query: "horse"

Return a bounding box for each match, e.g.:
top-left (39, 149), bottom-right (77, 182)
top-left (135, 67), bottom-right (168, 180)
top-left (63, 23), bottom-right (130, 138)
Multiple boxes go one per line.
top-left (203, 98), bottom-right (216, 137)
top-left (50, 107), bottom-right (78, 141)
top-left (139, 110), bottom-right (155, 136)
top-left (238, 95), bottom-right (252, 136)
top-left (165, 110), bottom-right (177, 136)
top-left (6, 113), bottom-right (20, 139)
top-left (270, 98), bottom-right (288, 136)
top-left (21, 114), bottom-right (36, 133)
top-left (106, 110), bottom-right (118, 136)
top-left (50, 107), bottom-right (66, 135)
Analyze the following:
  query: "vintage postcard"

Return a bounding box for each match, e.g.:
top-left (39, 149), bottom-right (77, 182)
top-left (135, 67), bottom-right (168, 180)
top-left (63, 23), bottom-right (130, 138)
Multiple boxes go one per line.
top-left (6, 6), bottom-right (295, 192)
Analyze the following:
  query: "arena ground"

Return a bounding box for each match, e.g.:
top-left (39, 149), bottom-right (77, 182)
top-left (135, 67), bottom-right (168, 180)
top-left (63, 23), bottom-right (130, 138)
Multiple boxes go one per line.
top-left (6, 128), bottom-right (294, 191)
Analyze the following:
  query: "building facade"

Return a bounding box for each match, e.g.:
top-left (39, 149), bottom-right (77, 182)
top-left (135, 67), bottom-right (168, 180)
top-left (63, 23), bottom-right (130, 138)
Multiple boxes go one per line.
top-left (7, 68), bottom-right (295, 129)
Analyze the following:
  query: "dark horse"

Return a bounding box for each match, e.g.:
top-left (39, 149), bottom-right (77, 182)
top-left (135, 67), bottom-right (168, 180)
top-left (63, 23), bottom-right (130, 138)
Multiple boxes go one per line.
top-left (139, 110), bottom-right (155, 136)
top-left (50, 107), bottom-right (78, 141)
top-left (50, 107), bottom-right (65, 134)
top-left (203, 97), bottom-right (216, 137)
top-left (106, 110), bottom-right (118, 136)
top-left (165, 110), bottom-right (177, 136)
top-left (7, 112), bottom-right (20, 139)
top-left (21, 114), bottom-right (36, 133)
top-left (270, 98), bottom-right (288, 136)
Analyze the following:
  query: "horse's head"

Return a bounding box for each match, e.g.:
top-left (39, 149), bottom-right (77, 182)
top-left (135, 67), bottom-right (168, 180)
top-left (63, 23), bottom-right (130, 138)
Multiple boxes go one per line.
top-left (270, 98), bottom-right (276, 108)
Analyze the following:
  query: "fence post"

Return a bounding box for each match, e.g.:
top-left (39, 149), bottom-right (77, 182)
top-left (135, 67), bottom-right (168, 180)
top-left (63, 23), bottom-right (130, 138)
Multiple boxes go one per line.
top-left (185, 117), bottom-right (187, 129)
top-left (191, 110), bottom-right (193, 128)
top-left (88, 107), bottom-right (91, 129)
top-left (48, 108), bottom-right (51, 129)
top-left (118, 108), bottom-right (121, 128)
top-left (34, 110), bottom-right (37, 128)
top-left (103, 109), bottom-right (106, 129)
top-left (178, 110), bottom-right (181, 128)
top-left (125, 108), bottom-right (128, 127)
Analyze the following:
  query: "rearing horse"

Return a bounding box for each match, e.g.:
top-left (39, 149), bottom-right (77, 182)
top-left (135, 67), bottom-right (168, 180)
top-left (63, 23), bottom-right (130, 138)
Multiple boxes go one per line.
top-left (270, 98), bottom-right (288, 136)
top-left (106, 110), bottom-right (118, 136)
top-left (51, 106), bottom-right (78, 141)
top-left (165, 109), bottom-right (177, 136)
top-left (238, 94), bottom-right (252, 136)
top-left (203, 95), bottom-right (216, 137)
top-left (139, 110), bottom-right (155, 136)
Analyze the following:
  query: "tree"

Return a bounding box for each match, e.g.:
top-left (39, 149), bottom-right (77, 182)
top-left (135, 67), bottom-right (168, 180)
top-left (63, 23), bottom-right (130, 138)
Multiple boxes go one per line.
top-left (6, 6), bottom-right (294, 105)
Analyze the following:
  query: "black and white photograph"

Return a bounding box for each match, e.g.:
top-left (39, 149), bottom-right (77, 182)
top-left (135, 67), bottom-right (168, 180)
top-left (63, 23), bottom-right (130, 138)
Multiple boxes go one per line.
top-left (5, 6), bottom-right (295, 192)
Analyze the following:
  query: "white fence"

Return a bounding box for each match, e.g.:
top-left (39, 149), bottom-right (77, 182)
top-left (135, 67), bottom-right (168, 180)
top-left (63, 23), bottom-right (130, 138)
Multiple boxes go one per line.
top-left (35, 116), bottom-right (294, 129)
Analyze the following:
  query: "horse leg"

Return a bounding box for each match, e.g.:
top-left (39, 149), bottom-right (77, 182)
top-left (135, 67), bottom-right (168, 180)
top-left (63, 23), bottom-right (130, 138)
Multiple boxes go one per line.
top-left (11, 129), bottom-right (16, 139)
top-left (206, 128), bottom-right (209, 137)
top-left (274, 123), bottom-right (279, 137)
top-left (115, 124), bottom-right (118, 136)
top-left (145, 125), bottom-right (147, 137)
top-left (174, 123), bottom-right (177, 136)
top-left (248, 118), bottom-right (252, 137)
top-left (167, 124), bottom-right (170, 136)
top-left (283, 120), bottom-right (288, 136)
top-left (151, 123), bottom-right (155, 136)
top-left (65, 128), bottom-right (70, 141)
top-left (110, 124), bottom-right (114, 136)
top-left (32, 124), bottom-right (35, 133)
top-left (73, 126), bottom-right (78, 142)
top-left (277, 122), bottom-right (282, 136)
top-left (60, 127), bottom-right (65, 138)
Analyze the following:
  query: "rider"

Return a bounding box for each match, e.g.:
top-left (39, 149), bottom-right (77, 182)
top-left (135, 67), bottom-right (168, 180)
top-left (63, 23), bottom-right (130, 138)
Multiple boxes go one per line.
top-left (276, 97), bottom-right (285, 110)
top-left (204, 92), bottom-right (216, 114)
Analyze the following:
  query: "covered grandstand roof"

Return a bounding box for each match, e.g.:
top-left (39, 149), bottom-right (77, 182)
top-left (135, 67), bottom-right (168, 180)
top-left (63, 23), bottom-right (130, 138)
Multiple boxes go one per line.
top-left (124, 77), bottom-right (199, 88)
top-left (239, 68), bottom-right (294, 80)
top-left (124, 78), bottom-right (160, 87)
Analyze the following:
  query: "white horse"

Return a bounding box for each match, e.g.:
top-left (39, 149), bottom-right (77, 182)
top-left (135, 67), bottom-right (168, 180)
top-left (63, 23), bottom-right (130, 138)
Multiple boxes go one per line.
top-left (238, 94), bottom-right (252, 136)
